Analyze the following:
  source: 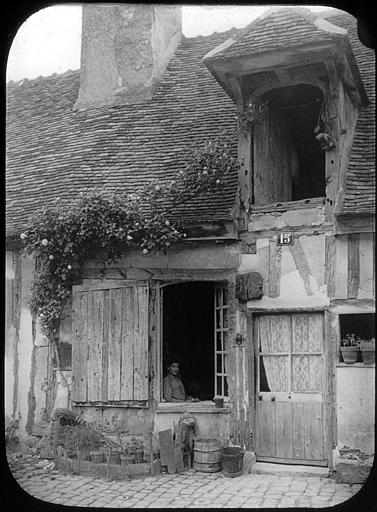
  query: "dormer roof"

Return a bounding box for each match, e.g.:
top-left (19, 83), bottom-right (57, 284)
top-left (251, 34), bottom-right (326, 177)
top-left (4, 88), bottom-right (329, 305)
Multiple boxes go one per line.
top-left (204, 7), bottom-right (346, 61)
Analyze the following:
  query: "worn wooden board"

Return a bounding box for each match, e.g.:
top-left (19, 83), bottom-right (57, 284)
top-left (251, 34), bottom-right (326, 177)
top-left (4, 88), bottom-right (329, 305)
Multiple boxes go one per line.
top-left (289, 239), bottom-right (314, 296)
top-left (268, 241), bottom-right (282, 298)
top-left (275, 402), bottom-right (292, 459)
top-left (87, 290), bottom-right (104, 402)
top-left (72, 292), bottom-right (88, 402)
top-left (257, 401), bottom-right (275, 457)
top-left (159, 430), bottom-right (176, 474)
top-left (173, 446), bottom-right (185, 474)
top-left (120, 287), bottom-right (134, 400)
top-left (304, 402), bottom-right (324, 461)
top-left (108, 288), bottom-right (123, 401)
top-left (292, 402), bottom-right (305, 460)
top-left (102, 290), bottom-right (109, 402)
top-left (358, 233), bottom-right (374, 299)
top-left (347, 233), bottom-right (360, 299)
top-left (133, 285), bottom-right (148, 401)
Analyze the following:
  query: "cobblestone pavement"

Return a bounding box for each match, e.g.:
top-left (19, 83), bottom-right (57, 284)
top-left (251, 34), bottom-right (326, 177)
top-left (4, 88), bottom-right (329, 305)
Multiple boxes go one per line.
top-left (11, 465), bottom-right (364, 508)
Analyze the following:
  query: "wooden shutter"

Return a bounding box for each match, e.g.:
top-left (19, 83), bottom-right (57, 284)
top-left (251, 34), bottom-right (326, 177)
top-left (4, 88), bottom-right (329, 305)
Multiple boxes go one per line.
top-left (253, 107), bottom-right (293, 204)
top-left (72, 281), bottom-right (149, 404)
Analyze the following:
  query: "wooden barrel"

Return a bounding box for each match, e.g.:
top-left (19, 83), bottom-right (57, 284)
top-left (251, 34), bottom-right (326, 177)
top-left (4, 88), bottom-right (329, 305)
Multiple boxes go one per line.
top-left (193, 439), bottom-right (222, 473)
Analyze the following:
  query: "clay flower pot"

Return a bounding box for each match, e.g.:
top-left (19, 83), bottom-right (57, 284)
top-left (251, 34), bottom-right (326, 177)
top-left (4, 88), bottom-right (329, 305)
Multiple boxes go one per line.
top-left (359, 340), bottom-right (375, 364)
top-left (340, 346), bottom-right (358, 364)
top-left (360, 349), bottom-right (375, 364)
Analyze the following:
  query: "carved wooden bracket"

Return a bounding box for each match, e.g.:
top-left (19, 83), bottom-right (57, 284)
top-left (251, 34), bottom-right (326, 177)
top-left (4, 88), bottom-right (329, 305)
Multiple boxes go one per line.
top-left (235, 272), bottom-right (263, 302)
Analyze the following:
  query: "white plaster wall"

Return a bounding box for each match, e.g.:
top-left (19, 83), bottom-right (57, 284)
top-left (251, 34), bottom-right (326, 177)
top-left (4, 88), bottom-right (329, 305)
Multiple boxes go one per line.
top-left (337, 365), bottom-right (375, 454)
top-left (5, 251), bottom-right (16, 420)
top-left (16, 255), bottom-right (34, 436)
top-left (241, 234), bottom-right (329, 310)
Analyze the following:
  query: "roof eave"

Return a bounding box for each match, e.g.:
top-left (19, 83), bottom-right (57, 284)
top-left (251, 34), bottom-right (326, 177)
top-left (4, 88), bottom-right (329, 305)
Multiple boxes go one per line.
top-left (203, 39), bottom-right (343, 78)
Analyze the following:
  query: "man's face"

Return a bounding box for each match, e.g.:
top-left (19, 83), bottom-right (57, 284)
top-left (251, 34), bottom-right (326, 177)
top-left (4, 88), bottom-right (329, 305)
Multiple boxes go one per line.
top-left (168, 363), bottom-right (179, 376)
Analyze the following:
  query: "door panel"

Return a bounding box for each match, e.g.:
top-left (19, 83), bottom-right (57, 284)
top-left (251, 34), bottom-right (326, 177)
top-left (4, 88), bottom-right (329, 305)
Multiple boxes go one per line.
top-left (255, 312), bottom-right (328, 465)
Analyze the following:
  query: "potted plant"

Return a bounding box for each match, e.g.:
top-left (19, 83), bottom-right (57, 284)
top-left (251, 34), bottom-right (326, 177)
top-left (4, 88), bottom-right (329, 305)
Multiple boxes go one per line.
top-left (340, 334), bottom-right (359, 364)
top-left (359, 338), bottom-right (375, 364)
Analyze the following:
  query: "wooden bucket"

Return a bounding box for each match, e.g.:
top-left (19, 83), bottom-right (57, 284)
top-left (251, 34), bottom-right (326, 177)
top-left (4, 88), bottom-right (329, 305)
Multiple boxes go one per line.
top-left (193, 438), bottom-right (222, 473)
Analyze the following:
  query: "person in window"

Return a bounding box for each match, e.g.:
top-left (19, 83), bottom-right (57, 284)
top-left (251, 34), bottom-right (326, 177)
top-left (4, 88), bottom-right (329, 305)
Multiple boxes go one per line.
top-left (163, 361), bottom-right (199, 402)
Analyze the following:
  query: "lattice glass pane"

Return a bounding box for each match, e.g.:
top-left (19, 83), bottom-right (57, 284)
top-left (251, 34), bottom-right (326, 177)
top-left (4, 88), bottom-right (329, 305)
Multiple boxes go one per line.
top-left (260, 355), bottom-right (288, 392)
top-left (224, 377), bottom-right (228, 396)
top-left (217, 353), bottom-right (223, 373)
top-left (216, 309), bottom-right (221, 329)
top-left (216, 288), bottom-right (222, 308)
top-left (223, 308), bottom-right (228, 328)
top-left (223, 330), bottom-right (228, 350)
top-left (223, 288), bottom-right (228, 306)
top-left (216, 331), bottom-right (222, 351)
top-left (217, 376), bottom-right (222, 396)
top-left (292, 355), bottom-right (310, 391)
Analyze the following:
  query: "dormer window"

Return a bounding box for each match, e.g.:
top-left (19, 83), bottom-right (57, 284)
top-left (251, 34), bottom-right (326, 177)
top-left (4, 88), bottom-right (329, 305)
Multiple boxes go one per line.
top-left (203, 7), bottom-right (368, 221)
top-left (252, 83), bottom-right (325, 205)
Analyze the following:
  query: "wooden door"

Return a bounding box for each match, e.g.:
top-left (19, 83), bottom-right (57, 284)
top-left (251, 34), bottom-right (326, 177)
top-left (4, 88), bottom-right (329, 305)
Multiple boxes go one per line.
top-left (255, 312), bottom-right (328, 465)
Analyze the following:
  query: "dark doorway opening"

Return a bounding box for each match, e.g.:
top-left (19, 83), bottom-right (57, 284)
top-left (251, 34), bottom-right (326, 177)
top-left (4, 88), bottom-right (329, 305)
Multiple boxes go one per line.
top-left (263, 84), bottom-right (326, 200)
top-left (162, 282), bottom-right (214, 401)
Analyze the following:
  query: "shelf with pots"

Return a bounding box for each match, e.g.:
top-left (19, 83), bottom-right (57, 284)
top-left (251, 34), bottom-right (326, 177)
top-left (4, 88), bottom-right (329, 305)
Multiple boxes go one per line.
top-left (339, 334), bottom-right (375, 365)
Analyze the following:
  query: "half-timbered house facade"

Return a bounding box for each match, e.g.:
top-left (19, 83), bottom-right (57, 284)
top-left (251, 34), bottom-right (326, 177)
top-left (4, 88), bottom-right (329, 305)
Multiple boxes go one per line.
top-left (6, 5), bottom-right (375, 473)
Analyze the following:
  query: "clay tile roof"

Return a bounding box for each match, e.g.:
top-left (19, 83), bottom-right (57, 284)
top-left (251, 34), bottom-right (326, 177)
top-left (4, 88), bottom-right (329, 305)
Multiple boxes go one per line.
top-left (6, 9), bottom-right (374, 239)
top-left (205, 7), bottom-right (347, 60)
top-left (324, 10), bottom-right (375, 216)
top-left (6, 31), bottom-right (238, 238)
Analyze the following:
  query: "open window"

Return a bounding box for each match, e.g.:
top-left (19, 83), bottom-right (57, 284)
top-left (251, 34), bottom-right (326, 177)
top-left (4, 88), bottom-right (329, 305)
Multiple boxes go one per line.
top-left (253, 84), bottom-right (326, 205)
top-left (161, 281), bottom-right (229, 402)
top-left (339, 313), bottom-right (375, 362)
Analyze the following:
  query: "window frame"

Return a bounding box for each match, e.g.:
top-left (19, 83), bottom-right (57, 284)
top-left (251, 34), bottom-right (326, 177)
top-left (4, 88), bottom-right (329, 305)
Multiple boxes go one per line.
top-left (158, 280), bottom-right (229, 404)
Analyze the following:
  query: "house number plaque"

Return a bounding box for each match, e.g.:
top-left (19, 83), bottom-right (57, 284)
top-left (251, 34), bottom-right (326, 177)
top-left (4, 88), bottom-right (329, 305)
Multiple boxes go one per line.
top-left (277, 232), bottom-right (293, 245)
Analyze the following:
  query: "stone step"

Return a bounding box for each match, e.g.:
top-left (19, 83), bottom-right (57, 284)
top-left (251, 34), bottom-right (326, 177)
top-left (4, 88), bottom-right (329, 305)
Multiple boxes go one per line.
top-left (252, 462), bottom-right (329, 477)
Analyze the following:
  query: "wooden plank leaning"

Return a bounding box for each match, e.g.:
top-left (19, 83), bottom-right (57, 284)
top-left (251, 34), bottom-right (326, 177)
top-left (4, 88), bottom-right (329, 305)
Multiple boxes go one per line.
top-left (159, 429), bottom-right (176, 474)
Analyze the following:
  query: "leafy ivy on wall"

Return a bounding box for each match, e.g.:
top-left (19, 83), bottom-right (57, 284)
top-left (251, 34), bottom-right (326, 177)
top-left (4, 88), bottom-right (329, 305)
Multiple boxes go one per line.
top-left (21, 135), bottom-right (239, 342)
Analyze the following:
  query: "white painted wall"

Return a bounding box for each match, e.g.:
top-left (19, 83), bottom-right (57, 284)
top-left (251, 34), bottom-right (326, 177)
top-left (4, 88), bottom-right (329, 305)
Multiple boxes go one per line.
top-left (337, 365), bottom-right (375, 454)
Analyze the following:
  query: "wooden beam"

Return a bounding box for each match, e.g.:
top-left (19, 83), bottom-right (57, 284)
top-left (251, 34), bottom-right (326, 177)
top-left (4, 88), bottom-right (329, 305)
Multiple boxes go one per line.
top-left (228, 75), bottom-right (244, 110)
top-left (324, 59), bottom-right (339, 99)
top-left (347, 234), bottom-right (360, 299)
top-left (268, 241), bottom-right (282, 298)
top-left (325, 235), bottom-right (336, 299)
top-left (335, 56), bottom-right (361, 106)
top-left (210, 41), bottom-right (339, 76)
top-left (288, 239), bottom-right (314, 296)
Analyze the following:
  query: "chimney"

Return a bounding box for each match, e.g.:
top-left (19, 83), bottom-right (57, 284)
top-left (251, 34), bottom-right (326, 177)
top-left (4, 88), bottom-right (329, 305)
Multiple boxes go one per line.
top-left (74, 4), bottom-right (182, 110)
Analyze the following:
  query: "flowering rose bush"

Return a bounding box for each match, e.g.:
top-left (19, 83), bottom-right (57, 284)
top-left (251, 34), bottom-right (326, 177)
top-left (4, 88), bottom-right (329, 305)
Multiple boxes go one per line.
top-left (21, 135), bottom-right (238, 340)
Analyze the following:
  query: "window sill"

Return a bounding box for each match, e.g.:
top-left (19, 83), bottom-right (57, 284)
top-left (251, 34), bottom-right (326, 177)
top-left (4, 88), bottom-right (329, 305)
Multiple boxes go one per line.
top-left (156, 401), bottom-right (230, 414)
top-left (336, 362), bottom-right (375, 368)
top-left (250, 196), bottom-right (325, 214)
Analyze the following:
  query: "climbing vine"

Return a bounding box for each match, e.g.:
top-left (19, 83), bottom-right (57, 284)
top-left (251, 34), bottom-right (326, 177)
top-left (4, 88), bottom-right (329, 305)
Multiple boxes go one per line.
top-left (21, 135), bottom-right (239, 341)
